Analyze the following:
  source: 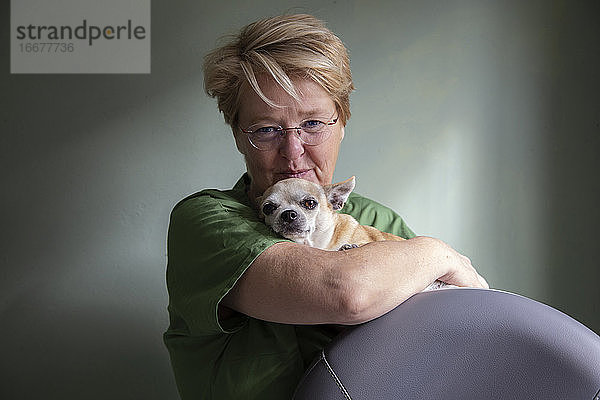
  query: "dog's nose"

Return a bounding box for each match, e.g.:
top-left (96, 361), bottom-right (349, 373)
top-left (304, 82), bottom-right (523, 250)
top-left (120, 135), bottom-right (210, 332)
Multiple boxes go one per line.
top-left (281, 210), bottom-right (298, 223)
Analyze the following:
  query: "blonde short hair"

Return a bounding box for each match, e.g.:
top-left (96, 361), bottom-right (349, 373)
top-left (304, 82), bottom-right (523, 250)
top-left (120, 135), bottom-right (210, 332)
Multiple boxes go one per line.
top-left (203, 14), bottom-right (354, 127)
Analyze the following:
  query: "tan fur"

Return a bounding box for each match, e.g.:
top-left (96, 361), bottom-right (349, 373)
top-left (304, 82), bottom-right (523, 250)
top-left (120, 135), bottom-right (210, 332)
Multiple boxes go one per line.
top-left (326, 214), bottom-right (404, 251)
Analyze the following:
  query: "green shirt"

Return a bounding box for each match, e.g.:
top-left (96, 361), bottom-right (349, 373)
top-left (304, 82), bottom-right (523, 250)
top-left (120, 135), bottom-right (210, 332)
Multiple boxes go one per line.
top-left (164, 174), bottom-right (415, 399)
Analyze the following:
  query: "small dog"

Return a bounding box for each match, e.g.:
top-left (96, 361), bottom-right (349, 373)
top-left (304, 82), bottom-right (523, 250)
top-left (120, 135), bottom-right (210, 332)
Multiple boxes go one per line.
top-left (258, 176), bottom-right (449, 291)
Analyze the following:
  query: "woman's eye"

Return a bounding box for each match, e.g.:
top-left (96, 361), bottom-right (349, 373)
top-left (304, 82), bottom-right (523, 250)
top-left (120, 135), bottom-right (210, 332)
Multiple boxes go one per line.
top-left (301, 120), bottom-right (325, 132)
top-left (262, 203), bottom-right (277, 215)
top-left (255, 126), bottom-right (280, 135)
top-left (302, 199), bottom-right (317, 210)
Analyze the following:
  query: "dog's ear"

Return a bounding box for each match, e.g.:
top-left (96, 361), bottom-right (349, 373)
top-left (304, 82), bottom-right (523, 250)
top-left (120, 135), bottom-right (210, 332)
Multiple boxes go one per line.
top-left (255, 195), bottom-right (265, 219)
top-left (324, 176), bottom-right (355, 210)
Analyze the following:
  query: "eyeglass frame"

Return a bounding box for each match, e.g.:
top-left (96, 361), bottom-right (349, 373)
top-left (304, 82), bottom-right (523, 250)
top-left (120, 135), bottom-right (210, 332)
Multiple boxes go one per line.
top-left (238, 113), bottom-right (339, 151)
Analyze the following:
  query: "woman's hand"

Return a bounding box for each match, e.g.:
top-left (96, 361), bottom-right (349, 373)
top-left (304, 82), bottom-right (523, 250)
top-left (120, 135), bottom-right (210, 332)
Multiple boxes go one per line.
top-left (407, 236), bottom-right (489, 289)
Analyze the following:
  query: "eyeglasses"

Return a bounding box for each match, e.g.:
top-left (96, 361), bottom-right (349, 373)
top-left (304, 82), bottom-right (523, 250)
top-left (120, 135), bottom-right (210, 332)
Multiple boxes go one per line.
top-left (239, 114), bottom-right (339, 151)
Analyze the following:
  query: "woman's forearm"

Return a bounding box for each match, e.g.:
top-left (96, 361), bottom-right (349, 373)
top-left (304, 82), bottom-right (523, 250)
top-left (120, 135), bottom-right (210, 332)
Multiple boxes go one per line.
top-left (221, 236), bottom-right (487, 325)
top-left (330, 237), bottom-right (487, 324)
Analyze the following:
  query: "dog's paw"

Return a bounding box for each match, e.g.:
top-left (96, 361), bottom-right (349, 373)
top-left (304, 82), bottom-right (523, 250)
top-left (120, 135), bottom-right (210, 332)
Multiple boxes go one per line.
top-left (338, 243), bottom-right (360, 251)
top-left (423, 280), bottom-right (456, 291)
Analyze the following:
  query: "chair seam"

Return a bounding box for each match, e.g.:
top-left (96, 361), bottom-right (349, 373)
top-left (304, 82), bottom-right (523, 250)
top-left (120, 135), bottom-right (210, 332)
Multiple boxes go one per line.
top-left (321, 349), bottom-right (352, 400)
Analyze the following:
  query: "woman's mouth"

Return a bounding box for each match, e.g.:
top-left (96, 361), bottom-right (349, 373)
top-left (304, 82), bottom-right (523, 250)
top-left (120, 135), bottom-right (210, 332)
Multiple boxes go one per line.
top-left (278, 170), bottom-right (311, 179)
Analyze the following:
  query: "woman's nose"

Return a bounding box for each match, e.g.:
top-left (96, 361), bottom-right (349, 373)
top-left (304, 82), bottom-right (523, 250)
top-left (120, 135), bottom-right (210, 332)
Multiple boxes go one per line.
top-left (278, 129), bottom-right (305, 160)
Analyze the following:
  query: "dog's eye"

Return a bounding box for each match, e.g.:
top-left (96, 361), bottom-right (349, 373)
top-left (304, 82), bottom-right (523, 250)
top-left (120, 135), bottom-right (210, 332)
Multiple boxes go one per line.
top-left (301, 198), bottom-right (318, 210)
top-left (262, 203), bottom-right (277, 216)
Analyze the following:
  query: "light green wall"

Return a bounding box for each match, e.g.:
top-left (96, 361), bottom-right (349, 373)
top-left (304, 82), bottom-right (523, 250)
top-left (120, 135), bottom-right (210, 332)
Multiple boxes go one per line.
top-left (2, 1), bottom-right (598, 398)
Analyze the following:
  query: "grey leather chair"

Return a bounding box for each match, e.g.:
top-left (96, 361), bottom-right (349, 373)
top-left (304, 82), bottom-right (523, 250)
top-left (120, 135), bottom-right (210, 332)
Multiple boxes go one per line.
top-left (293, 289), bottom-right (600, 399)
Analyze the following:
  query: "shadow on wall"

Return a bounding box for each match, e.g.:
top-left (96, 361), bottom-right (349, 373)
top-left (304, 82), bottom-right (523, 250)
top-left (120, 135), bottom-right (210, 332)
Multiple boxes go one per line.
top-left (0, 275), bottom-right (175, 400)
top-left (0, 1), bottom-right (187, 399)
top-left (542, 2), bottom-right (600, 334)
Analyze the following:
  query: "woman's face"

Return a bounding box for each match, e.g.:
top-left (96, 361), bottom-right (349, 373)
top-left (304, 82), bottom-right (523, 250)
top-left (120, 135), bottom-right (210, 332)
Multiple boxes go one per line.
top-left (234, 76), bottom-right (345, 201)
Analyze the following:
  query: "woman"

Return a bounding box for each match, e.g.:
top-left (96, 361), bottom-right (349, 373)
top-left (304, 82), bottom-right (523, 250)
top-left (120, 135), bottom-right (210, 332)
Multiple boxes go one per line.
top-left (164, 14), bottom-right (488, 399)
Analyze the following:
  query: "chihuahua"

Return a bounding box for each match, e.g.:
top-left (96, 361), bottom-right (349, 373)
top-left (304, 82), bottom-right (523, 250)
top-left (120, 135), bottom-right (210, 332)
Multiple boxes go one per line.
top-left (258, 176), bottom-right (449, 291)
